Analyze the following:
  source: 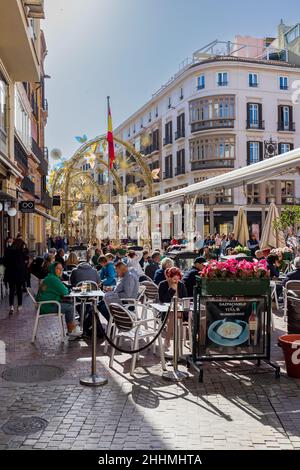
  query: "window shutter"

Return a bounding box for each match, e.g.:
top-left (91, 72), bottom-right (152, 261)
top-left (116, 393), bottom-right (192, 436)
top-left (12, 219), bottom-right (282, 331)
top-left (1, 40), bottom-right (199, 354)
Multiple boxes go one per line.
top-left (259, 141), bottom-right (264, 161)
top-left (247, 103), bottom-right (250, 127)
top-left (278, 105), bottom-right (282, 129)
top-left (247, 141), bottom-right (251, 165)
top-left (289, 106), bottom-right (293, 126)
top-left (258, 103), bottom-right (263, 127)
top-left (278, 143), bottom-right (282, 154)
top-left (290, 143), bottom-right (294, 151)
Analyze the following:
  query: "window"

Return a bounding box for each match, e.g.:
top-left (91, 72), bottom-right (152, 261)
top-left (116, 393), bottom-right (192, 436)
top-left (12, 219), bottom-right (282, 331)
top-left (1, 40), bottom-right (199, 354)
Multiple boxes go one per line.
top-left (127, 127), bottom-right (131, 137)
top-left (0, 77), bottom-right (7, 141)
top-left (217, 72), bottom-right (228, 86)
top-left (140, 118), bottom-right (143, 128)
top-left (281, 181), bottom-right (294, 204)
top-left (197, 75), bottom-right (205, 90)
top-left (280, 76), bottom-right (288, 90)
top-left (190, 135), bottom-right (235, 170)
top-left (247, 141), bottom-right (262, 165)
top-left (215, 188), bottom-right (232, 204)
top-left (14, 89), bottom-right (31, 149)
top-left (176, 149), bottom-right (185, 175)
top-left (247, 184), bottom-right (260, 204)
top-left (190, 95), bottom-right (235, 132)
top-left (148, 111), bottom-right (151, 122)
top-left (164, 155), bottom-right (173, 179)
top-left (179, 87), bottom-right (184, 99)
top-left (285, 24), bottom-right (300, 44)
top-left (278, 105), bottom-right (294, 131)
top-left (152, 129), bottom-right (160, 151)
top-left (164, 121), bottom-right (173, 145)
top-left (249, 73), bottom-right (258, 87)
top-left (168, 97), bottom-right (172, 109)
top-left (133, 123), bottom-right (136, 133)
top-left (247, 103), bottom-right (263, 128)
top-left (279, 142), bottom-right (294, 154)
top-left (155, 106), bottom-right (158, 117)
top-left (176, 113), bottom-right (185, 139)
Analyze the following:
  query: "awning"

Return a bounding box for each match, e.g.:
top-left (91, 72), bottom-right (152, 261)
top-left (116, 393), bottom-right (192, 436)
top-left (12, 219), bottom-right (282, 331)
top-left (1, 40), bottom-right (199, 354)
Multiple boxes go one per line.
top-left (136, 147), bottom-right (300, 207)
top-left (35, 208), bottom-right (59, 223)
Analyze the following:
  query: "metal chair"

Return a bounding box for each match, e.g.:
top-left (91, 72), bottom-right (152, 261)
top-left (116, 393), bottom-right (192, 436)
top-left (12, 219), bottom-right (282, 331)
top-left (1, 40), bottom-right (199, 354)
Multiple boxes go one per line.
top-left (75, 281), bottom-right (99, 330)
top-left (27, 288), bottom-right (66, 343)
top-left (108, 302), bottom-right (166, 375)
top-left (104, 285), bottom-right (146, 354)
top-left (283, 280), bottom-right (300, 321)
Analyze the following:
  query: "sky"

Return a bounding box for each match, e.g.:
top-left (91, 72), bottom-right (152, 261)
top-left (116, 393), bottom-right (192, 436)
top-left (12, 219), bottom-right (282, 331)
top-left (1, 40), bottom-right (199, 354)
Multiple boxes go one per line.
top-left (43, 0), bottom-right (300, 163)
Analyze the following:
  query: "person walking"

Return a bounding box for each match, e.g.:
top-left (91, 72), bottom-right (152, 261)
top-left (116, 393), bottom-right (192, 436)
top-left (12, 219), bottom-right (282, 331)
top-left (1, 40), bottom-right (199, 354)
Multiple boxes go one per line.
top-left (3, 238), bottom-right (27, 314)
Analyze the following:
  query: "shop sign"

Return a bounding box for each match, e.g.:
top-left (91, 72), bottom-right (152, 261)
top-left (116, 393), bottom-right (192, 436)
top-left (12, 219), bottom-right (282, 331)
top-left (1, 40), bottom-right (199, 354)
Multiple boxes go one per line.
top-left (19, 201), bottom-right (35, 213)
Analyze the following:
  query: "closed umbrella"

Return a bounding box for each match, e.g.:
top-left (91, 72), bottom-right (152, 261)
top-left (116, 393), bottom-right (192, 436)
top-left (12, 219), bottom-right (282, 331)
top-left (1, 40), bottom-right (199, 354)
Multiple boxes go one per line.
top-left (260, 203), bottom-right (285, 250)
top-left (233, 207), bottom-right (249, 247)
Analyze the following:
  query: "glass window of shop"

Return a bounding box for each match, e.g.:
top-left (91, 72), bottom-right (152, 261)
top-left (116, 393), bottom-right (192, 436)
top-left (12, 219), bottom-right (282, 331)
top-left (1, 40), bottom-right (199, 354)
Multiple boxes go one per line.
top-left (247, 184), bottom-right (260, 205)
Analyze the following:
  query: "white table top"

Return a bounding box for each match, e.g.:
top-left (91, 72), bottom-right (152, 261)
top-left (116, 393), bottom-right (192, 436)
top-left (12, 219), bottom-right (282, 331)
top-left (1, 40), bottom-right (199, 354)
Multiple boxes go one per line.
top-left (67, 289), bottom-right (104, 299)
top-left (150, 303), bottom-right (170, 313)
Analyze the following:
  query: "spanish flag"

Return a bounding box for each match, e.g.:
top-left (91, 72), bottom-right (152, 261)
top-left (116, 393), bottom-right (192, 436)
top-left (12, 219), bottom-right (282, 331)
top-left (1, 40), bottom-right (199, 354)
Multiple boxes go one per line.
top-left (107, 97), bottom-right (115, 169)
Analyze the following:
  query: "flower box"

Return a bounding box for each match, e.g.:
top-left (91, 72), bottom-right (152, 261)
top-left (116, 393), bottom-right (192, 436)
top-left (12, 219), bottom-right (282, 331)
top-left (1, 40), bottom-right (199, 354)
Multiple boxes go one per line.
top-left (196, 277), bottom-right (270, 296)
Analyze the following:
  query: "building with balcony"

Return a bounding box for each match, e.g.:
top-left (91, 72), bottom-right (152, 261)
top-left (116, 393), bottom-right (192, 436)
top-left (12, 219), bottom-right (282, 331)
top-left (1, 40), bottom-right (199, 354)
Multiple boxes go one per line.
top-left (115, 20), bottom-right (300, 237)
top-left (0, 0), bottom-right (48, 255)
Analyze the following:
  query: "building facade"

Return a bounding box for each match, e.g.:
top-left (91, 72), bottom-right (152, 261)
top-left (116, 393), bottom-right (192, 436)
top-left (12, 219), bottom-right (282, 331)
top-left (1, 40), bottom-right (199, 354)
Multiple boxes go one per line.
top-left (0, 0), bottom-right (51, 255)
top-left (115, 22), bottom-right (300, 238)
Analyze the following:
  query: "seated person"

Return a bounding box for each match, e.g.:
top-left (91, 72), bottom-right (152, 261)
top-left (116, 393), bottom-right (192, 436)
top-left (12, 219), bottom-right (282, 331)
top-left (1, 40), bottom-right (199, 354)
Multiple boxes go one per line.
top-left (92, 248), bottom-right (102, 267)
top-left (158, 267), bottom-right (187, 350)
top-left (98, 255), bottom-right (116, 287)
top-left (266, 254), bottom-right (280, 279)
top-left (247, 234), bottom-right (260, 257)
top-left (145, 252), bottom-right (161, 280)
top-left (182, 256), bottom-right (206, 297)
top-left (55, 249), bottom-right (65, 268)
top-left (255, 249), bottom-right (265, 260)
top-left (282, 256), bottom-right (300, 286)
top-left (36, 262), bottom-right (81, 338)
top-left (153, 257), bottom-right (174, 285)
top-left (65, 251), bottom-right (79, 271)
top-left (126, 250), bottom-right (147, 281)
top-left (70, 262), bottom-right (100, 287)
top-left (40, 253), bottom-right (56, 279)
top-left (97, 261), bottom-right (140, 321)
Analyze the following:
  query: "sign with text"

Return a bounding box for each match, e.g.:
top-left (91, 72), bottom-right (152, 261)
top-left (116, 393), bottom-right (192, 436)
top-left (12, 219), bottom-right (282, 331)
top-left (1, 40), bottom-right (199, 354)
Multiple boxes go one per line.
top-left (19, 201), bottom-right (35, 213)
top-left (197, 297), bottom-right (267, 359)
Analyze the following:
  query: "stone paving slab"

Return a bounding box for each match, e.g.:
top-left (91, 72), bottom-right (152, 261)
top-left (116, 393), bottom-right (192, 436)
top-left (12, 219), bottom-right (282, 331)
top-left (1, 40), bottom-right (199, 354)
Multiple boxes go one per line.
top-left (0, 284), bottom-right (300, 450)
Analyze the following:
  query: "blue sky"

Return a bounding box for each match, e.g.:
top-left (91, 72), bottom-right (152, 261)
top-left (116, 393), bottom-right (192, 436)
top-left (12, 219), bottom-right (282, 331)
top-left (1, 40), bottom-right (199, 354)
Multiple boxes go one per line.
top-left (43, 0), bottom-right (299, 162)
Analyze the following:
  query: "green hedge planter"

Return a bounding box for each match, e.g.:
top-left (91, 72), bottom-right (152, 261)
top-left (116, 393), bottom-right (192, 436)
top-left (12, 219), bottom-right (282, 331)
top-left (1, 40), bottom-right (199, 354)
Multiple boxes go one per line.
top-left (196, 277), bottom-right (270, 296)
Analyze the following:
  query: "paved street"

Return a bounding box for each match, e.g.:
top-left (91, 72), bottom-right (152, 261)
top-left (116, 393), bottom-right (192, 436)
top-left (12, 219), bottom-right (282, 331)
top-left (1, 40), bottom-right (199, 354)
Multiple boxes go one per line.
top-left (0, 281), bottom-right (299, 450)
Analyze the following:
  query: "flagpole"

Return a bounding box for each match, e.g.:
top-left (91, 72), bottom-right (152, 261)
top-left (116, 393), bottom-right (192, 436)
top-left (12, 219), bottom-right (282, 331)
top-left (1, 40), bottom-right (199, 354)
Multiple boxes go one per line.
top-left (107, 96), bottom-right (112, 243)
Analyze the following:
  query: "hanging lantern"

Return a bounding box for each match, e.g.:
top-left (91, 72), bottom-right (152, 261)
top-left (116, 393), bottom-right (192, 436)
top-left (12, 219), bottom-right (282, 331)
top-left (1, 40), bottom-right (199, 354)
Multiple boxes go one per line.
top-left (7, 207), bottom-right (17, 217)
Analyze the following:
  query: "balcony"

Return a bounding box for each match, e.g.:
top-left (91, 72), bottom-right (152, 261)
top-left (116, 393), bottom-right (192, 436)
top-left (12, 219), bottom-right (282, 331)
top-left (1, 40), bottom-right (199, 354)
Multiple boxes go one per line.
top-left (41, 191), bottom-right (52, 210)
top-left (249, 82), bottom-right (258, 88)
top-left (32, 137), bottom-right (43, 160)
top-left (217, 81), bottom-right (228, 87)
top-left (24, 1), bottom-right (45, 19)
top-left (21, 176), bottom-right (35, 195)
top-left (246, 120), bottom-right (265, 130)
top-left (14, 136), bottom-right (28, 169)
top-left (175, 130), bottom-right (185, 140)
top-left (163, 171), bottom-right (173, 180)
top-left (280, 85), bottom-right (289, 90)
top-left (191, 118), bottom-right (234, 133)
top-left (191, 159), bottom-right (235, 171)
top-left (163, 137), bottom-right (173, 146)
top-left (0, 0), bottom-right (40, 81)
top-left (278, 121), bottom-right (296, 132)
top-left (175, 166), bottom-right (185, 176)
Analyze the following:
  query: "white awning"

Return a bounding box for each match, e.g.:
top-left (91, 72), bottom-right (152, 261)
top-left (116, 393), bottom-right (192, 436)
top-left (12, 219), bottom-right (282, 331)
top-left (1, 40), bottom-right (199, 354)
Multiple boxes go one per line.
top-left (136, 147), bottom-right (300, 207)
top-left (35, 208), bottom-right (59, 222)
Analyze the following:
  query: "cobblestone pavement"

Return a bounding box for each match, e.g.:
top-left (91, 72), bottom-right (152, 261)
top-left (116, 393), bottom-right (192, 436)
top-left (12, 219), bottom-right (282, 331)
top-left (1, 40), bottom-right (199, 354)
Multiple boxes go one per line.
top-left (0, 282), bottom-right (300, 450)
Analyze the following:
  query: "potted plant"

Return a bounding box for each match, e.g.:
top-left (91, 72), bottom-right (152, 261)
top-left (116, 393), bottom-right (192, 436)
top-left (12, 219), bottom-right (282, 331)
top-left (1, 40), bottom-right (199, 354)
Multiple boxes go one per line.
top-left (197, 258), bottom-right (270, 296)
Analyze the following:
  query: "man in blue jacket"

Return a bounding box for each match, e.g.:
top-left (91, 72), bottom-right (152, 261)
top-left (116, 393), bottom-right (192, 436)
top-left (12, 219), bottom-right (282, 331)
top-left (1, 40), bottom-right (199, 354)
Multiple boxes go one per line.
top-left (98, 255), bottom-right (117, 287)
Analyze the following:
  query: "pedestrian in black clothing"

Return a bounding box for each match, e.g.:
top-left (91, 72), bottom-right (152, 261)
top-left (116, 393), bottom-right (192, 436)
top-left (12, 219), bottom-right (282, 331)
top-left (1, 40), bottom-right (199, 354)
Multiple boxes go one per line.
top-left (145, 252), bottom-right (161, 280)
top-left (55, 248), bottom-right (65, 268)
top-left (182, 256), bottom-right (206, 297)
top-left (3, 238), bottom-right (27, 314)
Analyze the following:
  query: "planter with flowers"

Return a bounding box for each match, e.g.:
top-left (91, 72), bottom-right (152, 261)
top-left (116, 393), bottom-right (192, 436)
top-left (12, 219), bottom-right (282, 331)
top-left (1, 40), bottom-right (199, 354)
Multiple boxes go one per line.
top-left (197, 258), bottom-right (270, 296)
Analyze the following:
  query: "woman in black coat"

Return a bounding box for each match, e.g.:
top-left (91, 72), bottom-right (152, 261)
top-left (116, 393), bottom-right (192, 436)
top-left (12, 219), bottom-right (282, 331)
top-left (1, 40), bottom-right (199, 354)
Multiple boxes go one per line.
top-left (3, 238), bottom-right (27, 314)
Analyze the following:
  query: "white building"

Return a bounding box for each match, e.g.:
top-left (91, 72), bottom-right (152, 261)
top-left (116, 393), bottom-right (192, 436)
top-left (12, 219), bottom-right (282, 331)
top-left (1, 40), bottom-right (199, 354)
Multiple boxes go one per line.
top-left (115, 22), bottom-right (300, 237)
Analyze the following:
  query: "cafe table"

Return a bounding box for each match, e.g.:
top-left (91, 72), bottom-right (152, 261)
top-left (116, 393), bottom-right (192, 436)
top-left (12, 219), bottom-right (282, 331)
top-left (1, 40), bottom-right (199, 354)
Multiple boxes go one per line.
top-left (66, 288), bottom-right (107, 387)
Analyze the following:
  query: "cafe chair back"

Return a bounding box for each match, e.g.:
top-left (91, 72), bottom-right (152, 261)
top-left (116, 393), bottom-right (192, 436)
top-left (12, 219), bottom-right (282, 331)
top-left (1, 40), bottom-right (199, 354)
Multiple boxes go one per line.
top-left (27, 287), bottom-right (66, 343)
top-left (283, 280), bottom-right (300, 321)
top-left (108, 302), bottom-right (166, 375)
top-left (141, 280), bottom-right (159, 303)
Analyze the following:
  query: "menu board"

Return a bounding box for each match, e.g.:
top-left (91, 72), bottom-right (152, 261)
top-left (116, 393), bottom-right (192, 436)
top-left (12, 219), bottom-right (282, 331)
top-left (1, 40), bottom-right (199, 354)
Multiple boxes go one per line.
top-left (197, 297), bottom-right (267, 358)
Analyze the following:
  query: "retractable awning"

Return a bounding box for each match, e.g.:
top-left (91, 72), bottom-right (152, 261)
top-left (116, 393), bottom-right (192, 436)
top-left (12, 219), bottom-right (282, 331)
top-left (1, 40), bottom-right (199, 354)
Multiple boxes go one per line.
top-left (136, 147), bottom-right (300, 207)
top-left (35, 208), bottom-right (59, 223)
